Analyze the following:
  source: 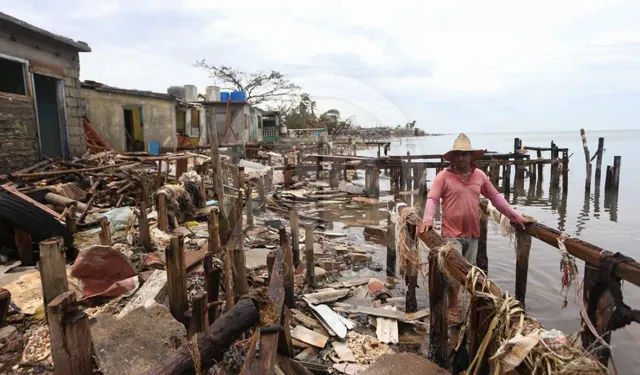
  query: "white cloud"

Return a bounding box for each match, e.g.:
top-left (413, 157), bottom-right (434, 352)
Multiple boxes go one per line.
top-left (3, 0), bottom-right (640, 131)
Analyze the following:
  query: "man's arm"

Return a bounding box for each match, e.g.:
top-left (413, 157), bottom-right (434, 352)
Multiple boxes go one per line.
top-left (480, 172), bottom-right (523, 223)
top-left (422, 173), bottom-right (444, 224)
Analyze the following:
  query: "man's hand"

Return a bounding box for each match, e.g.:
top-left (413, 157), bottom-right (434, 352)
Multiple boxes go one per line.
top-left (418, 221), bottom-right (434, 234)
top-left (517, 216), bottom-right (537, 229)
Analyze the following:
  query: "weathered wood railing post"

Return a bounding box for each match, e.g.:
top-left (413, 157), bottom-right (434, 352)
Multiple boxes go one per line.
top-left (612, 155), bottom-right (621, 191)
top-left (99, 216), bottom-right (112, 246)
top-left (581, 261), bottom-right (614, 365)
top-left (279, 226), bottom-right (295, 308)
top-left (305, 223), bottom-right (316, 288)
top-left (187, 292), bottom-right (208, 339)
top-left (289, 208), bottom-right (300, 268)
top-left (208, 208), bottom-right (221, 254)
top-left (468, 295), bottom-right (492, 375)
top-left (386, 201), bottom-right (397, 277)
top-left (48, 291), bottom-right (93, 375)
top-left (515, 227), bottom-right (532, 307)
top-left (166, 235), bottom-right (188, 323)
top-left (580, 129), bottom-right (592, 191)
top-left (428, 249), bottom-right (448, 366)
top-left (233, 191), bottom-right (248, 298)
top-left (595, 137), bottom-right (604, 181)
top-left (203, 253), bottom-right (221, 324)
top-left (156, 191), bottom-right (169, 232)
top-left (477, 201), bottom-right (489, 274)
top-left (39, 237), bottom-right (68, 310)
top-left (137, 201), bottom-right (152, 251)
top-left (329, 166), bottom-right (340, 188)
top-left (246, 183), bottom-right (254, 228)
top-left (65, 202), bottom-right (77, 233)
top-left (404, 220), bottom-right (418, 313)
top-left (267, 251), bottom-right (276, 285)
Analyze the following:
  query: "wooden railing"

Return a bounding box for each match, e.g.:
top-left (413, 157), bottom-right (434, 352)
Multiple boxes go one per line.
top-left (400, 207), bottom-right (640, 372)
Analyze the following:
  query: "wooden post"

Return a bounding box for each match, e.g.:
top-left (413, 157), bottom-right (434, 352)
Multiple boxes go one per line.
top-left (199, 178), bottom-right (207, 209)
top-left (536, 150), bottom-right (544, 179)
top-left (47, 291), bottom-right (92, 375)
top-left (289, 208), bottom-right (300, 267)
top-left (386, 201), bottom-right (396, 277)
top-left (304, 224), bottom-right (316, 288)
top-left (581, 262), bottom-right (614, 365)
top-left (99, 216), bottom-right (112, 246)
top-left (612, 156), bottom-right (621, 190)
top-left (14, 228), bottom-right (34, 266)
top-left (468, 295), bottom-right (492, 375)
top-left (279, 227), bottom-right (295, 308)
top-left (207, 108), bottom-right (225, 208)
top-left (65, 202), bottom-right (77, 233)
top-left (246, 184), bottom-right (254, 227)
top-left (329, 166), bottom-right (340, 188)
top-left (428, 250), bottom-right (448, 366)
top-left (187, 292), bottom-right (209, 339)
top-left (176, 158), bottom-right (188, 181)
top-left (267, 251), bottom-right (276, 284)
top-left (138, 201), bottom-right (152, 251)
top-left (233, 192), bottom-right (248, 299)
top-left (580, 129), bottom-right (592, 191)
top-left (515, 228), bottom-right (532, 307)
top-left (203, 253), bottom-right (221, 323)
top-left (166, 235), bottom-right (188, 323)
top-left (477, 202), bottom-right (489, 275)
top-left (513, 137), bottom-right (521, 153)
top-left (0, 288), bottom-right (11, 326)
top-left (39, 237), bottom-right (68, 309)
top-left (257, 176), bottom-right (266, 213)
top-left (595, 137), bottom-right (604, 181)
top-left (222, 246), bottom-right (235, 311)
top-left (297, 151), bottom-right (304, 181)
top-left (208, 208), bottom-right (221, 254)
top-left (157, 192), bottom-right (169, 232)
top-left (605, 165), bottom-right (613, 190)
top-left (562, 150), bottom-right (569, 190)
top-left (405, 221), bottom-right (418, 313)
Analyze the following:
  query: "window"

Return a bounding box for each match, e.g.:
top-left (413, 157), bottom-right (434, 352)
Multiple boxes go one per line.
top-left (0, 57), bottom-right (27, 95)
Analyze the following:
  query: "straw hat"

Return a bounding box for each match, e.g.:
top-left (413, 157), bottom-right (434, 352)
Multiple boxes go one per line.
top-left (442, 133), bottom-right (484, 162)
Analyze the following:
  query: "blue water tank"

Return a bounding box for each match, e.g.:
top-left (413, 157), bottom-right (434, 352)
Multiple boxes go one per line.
top-left (230, 91), bottom-right (247, 101)
top-left (149, 141), bottom-right (160, 155)
top-left (220, 92), bottom-right (230, 102)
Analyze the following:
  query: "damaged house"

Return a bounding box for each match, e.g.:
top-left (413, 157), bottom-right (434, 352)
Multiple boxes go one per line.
top-left (0, 12), bottom-right (91, 172)
top-left (81, 81), bottom-right (189, 154)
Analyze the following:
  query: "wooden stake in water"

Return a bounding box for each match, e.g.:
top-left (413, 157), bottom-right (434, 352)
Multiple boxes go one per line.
top-left (515, 228), bottom-right (532, 308)
top-left (580, 129), bottom-right (592, 191)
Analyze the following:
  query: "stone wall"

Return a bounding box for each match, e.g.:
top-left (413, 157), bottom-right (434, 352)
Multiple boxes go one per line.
top-left (0, 95), bottom-right (38, 172)
top-left (0, 24), bottom-right (87, 167)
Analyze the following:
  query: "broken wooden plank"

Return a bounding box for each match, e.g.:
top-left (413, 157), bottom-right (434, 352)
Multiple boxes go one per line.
top-left (376, 306), bottom-right (399, 344)
top-left (291, 325), bottom-right (329, 348)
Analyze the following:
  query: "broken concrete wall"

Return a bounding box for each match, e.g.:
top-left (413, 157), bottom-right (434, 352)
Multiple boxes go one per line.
top-left (82, 89), bottom-right (177, 153)
top-left (0, 24), bottom-right (86, 171)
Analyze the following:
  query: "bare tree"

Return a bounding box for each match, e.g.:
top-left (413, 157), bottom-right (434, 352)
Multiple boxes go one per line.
top-left (196, 61), bottom-right (300, 105)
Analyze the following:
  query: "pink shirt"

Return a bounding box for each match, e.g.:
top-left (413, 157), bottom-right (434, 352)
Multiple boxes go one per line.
top-left (423, 167), bottom-right (523, 238)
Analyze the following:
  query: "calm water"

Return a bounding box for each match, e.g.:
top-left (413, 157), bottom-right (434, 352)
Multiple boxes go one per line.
top-left (352, 130), bottom-right (640, 372)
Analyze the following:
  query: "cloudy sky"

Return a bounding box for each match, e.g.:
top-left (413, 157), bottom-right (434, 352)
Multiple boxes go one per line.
top-left (4, 0), bottom-right (640, 132)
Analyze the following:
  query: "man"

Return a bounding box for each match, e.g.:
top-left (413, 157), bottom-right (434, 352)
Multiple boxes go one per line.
top-left (418, 133), bottom-right (536, 321)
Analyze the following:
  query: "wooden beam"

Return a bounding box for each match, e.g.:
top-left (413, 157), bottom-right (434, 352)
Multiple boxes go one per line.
top-left (145, 298), bottom-right (259, 375)
top-left (39, 237), bottom-right (69, 309)
top-left (47, 291), bottom-right (92, 375)
top-left (515, 228), bottom-right (532, 307)
top-left (524, 223), bottom-right (640, 287)
top-left (166, 235), bottom-right (188, 323)
top-left (241, 246), bottom-right (286, 375)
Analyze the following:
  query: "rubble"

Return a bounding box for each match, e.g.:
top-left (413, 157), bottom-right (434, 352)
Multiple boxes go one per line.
top-left (0, 142), bottom-right (441, 375)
